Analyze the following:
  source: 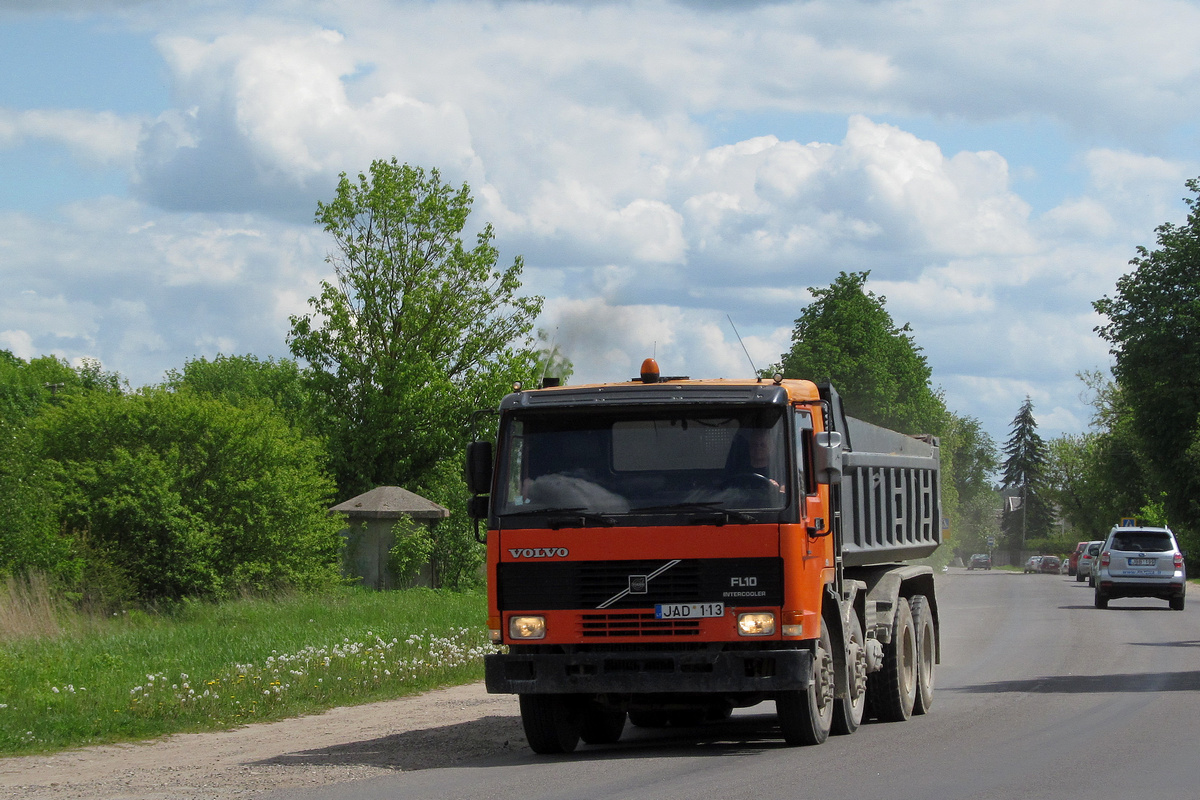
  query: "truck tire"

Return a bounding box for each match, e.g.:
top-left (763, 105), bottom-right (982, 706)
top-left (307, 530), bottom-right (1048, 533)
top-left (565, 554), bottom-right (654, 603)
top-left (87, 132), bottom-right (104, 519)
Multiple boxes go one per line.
top-left (867, 597), bottom-right (917, 723)
top-left (832, 610), bottom-right (866, 736)
top-left (579, 703), bottom-right (626, 745)
top-left (777, 623), bottom-right (834, 745)
top-left (910, 595), bottom-right (935, 715)
top-left (519, 694), bottom-right (582, 754)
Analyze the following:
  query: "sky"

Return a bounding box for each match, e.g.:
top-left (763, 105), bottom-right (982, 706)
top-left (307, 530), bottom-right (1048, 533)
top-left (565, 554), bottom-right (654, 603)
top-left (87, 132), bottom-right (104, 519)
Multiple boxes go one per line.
top-left (2, 0), bottom-right (1199, 448)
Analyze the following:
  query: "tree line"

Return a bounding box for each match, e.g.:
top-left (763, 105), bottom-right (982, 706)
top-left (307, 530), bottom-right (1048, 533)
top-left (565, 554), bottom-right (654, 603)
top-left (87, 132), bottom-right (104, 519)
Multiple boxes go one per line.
top-left (974, 179), bottom-right (1200, 561)
top-left (0, 161), bottom-right (551, 607)
top-left (3, 159), bottom-right (1197, 604)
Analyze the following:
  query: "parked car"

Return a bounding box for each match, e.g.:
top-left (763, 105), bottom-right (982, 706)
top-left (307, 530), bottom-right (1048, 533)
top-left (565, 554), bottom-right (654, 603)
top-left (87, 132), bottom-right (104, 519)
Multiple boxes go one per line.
top-left (1095, 526), bottom-right (1186, 610)
top-left (1039, 555), bottom-right (1062, 574)
top-left (1076, 540), bottom-right (1103, 583)
top-left (1075, 542), bottom-right (1094, 578)
top-left (1024, 555), bottom-right (1043, 573)
top-left (968, 553), bottom-right (992, 570)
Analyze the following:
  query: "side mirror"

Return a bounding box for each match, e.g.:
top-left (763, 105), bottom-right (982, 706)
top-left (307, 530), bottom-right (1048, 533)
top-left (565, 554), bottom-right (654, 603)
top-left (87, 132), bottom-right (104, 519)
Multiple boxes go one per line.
top-left (465, 441), bottom-right (494, 495)
top-left (467, 495), bottom-right (490, 520)
top-left (812, 430), bottom-right (843, 485)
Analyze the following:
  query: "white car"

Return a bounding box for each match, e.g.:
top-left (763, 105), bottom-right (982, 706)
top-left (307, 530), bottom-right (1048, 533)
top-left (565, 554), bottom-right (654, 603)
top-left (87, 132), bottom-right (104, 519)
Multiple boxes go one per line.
top-left (1094, 526), bottom-right (1186, 610)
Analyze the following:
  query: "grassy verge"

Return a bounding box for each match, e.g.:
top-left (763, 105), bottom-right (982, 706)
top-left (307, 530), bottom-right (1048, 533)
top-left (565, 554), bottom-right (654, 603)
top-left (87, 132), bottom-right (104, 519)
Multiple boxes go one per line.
top-left (0, 582), bottom-right (489, 756)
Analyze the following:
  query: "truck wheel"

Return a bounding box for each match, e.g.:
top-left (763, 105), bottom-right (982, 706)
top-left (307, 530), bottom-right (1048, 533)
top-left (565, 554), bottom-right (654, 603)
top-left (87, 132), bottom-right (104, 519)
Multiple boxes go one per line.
top-left (910, 595), bottom-right (935, 715)
top-left (579, 703), bottom-right (626, 745)
top-left (777, 623), bottom-right (834, 745)
top-left (832, 610), bottom-right (866, 736)
top-left (867, 597), bottom-right (917, 723)
top-left (519, 694), bottom-right (582, 754)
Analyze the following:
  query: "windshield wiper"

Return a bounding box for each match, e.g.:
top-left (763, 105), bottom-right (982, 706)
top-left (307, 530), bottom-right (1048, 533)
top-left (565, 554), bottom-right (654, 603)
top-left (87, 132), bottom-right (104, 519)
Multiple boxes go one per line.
top-left (629, 502), bottom-right (756, 525)
top-left (499, 506), bottom-right (619, 529)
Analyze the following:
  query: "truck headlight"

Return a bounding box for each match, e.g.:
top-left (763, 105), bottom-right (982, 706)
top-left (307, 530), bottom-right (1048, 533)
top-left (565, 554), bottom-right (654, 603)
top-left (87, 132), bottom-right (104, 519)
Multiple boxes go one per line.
top-left (738, 612), bottom-right (776, 636)
top-left (508, 615), bottom-right (547, 640)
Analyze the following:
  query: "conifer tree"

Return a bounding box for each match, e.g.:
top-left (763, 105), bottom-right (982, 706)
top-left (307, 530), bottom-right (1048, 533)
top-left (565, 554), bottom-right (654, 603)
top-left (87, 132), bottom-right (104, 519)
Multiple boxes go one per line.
top-left (1000, 397), bottom-right (1054, 546)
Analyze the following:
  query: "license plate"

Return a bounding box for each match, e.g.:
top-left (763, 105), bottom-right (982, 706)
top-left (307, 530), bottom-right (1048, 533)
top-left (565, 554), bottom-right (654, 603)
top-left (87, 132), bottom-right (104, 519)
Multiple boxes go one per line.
top-left (1129, 558), bottom-right (1156, 566)
top-left (655, 602), bottom-right (724, 619)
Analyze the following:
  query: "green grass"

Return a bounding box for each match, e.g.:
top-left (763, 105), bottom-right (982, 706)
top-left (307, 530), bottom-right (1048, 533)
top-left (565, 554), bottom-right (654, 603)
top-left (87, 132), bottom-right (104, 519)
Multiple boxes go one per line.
top-left (0, 586), bottom-right (489, 755)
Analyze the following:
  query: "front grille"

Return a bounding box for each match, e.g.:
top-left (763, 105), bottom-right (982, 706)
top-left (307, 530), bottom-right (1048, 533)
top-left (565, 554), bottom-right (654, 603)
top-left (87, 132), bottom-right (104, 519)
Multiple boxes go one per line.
top-left (579, 612), bottom-right (701, 638)
top-left (579, 560), bottom-right (700, 606)
top-left (497, 557), bottom-right (782, 610)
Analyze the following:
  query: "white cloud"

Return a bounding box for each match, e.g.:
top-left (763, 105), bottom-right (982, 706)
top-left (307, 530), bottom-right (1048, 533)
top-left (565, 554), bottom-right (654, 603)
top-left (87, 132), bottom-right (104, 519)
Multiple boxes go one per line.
top-left (0, 107), bottom-right (144, 167)
top-left (0, 329), bottom-right (36, 360)
top-left (0, 200), bottom-right (330, 386)
top-left (4, 0), bottom-right (1200, 444)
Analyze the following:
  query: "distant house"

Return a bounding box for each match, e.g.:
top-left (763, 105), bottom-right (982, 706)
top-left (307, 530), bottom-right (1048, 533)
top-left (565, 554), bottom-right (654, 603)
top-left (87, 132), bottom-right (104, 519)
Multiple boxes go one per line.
top-left (330, 486), bottom-right (449, 589)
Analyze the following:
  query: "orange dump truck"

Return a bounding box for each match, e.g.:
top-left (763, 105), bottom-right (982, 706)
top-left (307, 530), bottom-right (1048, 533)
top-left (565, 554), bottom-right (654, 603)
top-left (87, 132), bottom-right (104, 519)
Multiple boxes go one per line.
top-left (465, 361), bottom-right (941, 753)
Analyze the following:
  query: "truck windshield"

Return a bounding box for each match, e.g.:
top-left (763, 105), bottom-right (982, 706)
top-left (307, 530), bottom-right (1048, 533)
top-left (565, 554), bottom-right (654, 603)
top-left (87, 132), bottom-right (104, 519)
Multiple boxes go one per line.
top-left (496, 408), bottom-right (787, 520)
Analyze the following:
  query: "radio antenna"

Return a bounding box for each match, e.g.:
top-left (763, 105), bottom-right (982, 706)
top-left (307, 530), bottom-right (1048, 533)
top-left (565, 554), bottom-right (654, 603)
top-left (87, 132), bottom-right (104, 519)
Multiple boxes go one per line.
top-left (727, 315), bottom-right (760, 379)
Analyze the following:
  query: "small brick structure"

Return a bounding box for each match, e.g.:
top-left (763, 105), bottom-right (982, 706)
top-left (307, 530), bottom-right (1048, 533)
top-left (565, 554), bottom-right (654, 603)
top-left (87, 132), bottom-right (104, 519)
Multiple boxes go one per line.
top-left (330, 486), bottom-right (450, 589)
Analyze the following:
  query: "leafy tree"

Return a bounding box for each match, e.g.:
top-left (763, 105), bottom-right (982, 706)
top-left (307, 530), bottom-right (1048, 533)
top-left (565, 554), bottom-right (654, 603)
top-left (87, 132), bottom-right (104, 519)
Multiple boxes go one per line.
top-left (33, 390), bottom-right (344, 603)
top-left (164, 354), bottom-right (311, 431)
top-left (777, 271), bottom-right (944, 434)
top-left (0, 352), bottom-right (123, 586)
top-left (1000, 397), bottom-right (1054, 546)
top-left (288, 159), bottom-right (544, 498)
top-left (941, 413), bottom-right (1001, 556)
top-left (0, 351), bottom-right (122, 424)
top-left (1044, 434), bottom-right (1112, 541)
top-left (774, 272), bottom-right (989, 562)
top-left (1044, 372), bottom-right (1162, 540)
top-left (1094, 176), bottom-right (1200, 544)
top-left (0, 420), bottom-right (74, 584)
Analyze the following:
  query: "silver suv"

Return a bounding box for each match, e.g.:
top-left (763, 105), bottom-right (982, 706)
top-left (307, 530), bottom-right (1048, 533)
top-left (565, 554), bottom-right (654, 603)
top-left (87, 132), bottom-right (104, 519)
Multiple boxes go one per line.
top-left (1077, 540), bottom-right (1103, 583)
top-left (1094, 526), bottom-right (1186, 610)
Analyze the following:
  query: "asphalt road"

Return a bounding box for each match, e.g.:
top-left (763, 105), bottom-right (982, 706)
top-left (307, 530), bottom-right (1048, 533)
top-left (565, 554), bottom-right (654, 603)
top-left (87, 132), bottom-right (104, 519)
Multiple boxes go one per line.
top-left (269, 569), bottom-right (1200, 800)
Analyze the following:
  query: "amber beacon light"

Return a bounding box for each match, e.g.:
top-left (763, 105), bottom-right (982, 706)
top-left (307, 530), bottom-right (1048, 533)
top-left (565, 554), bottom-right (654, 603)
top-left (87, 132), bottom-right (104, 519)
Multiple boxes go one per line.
top-left (640, 358), bottom-right (660, 383)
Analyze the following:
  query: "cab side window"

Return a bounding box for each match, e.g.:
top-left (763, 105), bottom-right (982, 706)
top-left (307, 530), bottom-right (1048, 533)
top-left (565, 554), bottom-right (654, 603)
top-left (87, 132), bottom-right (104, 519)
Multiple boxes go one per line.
top-left (794, 409), bottom-right (817, 496)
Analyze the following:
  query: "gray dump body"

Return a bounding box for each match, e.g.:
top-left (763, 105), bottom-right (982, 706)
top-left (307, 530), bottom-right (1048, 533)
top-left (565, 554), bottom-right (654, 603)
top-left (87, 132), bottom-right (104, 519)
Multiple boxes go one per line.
top-left (824, 388), bottom-right (942, 567)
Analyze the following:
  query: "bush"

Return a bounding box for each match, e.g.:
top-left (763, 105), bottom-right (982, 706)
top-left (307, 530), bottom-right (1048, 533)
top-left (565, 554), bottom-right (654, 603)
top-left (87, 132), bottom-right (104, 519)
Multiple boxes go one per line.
top-left (387, 517), bottom-right (434, 588)
top-left (32, 390), bottom-right (345, 602)
top-left (415, 458), bottom-right (485, 590)
top-left (0, 424), bottom-right (77, 584)
top-left (0, 352), bottom-right (125, 586)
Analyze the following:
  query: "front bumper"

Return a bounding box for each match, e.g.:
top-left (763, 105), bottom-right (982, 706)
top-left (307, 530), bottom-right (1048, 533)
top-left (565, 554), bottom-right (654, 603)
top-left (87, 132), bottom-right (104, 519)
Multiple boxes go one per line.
top-left (485, 648), bottom-right (812, 695)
